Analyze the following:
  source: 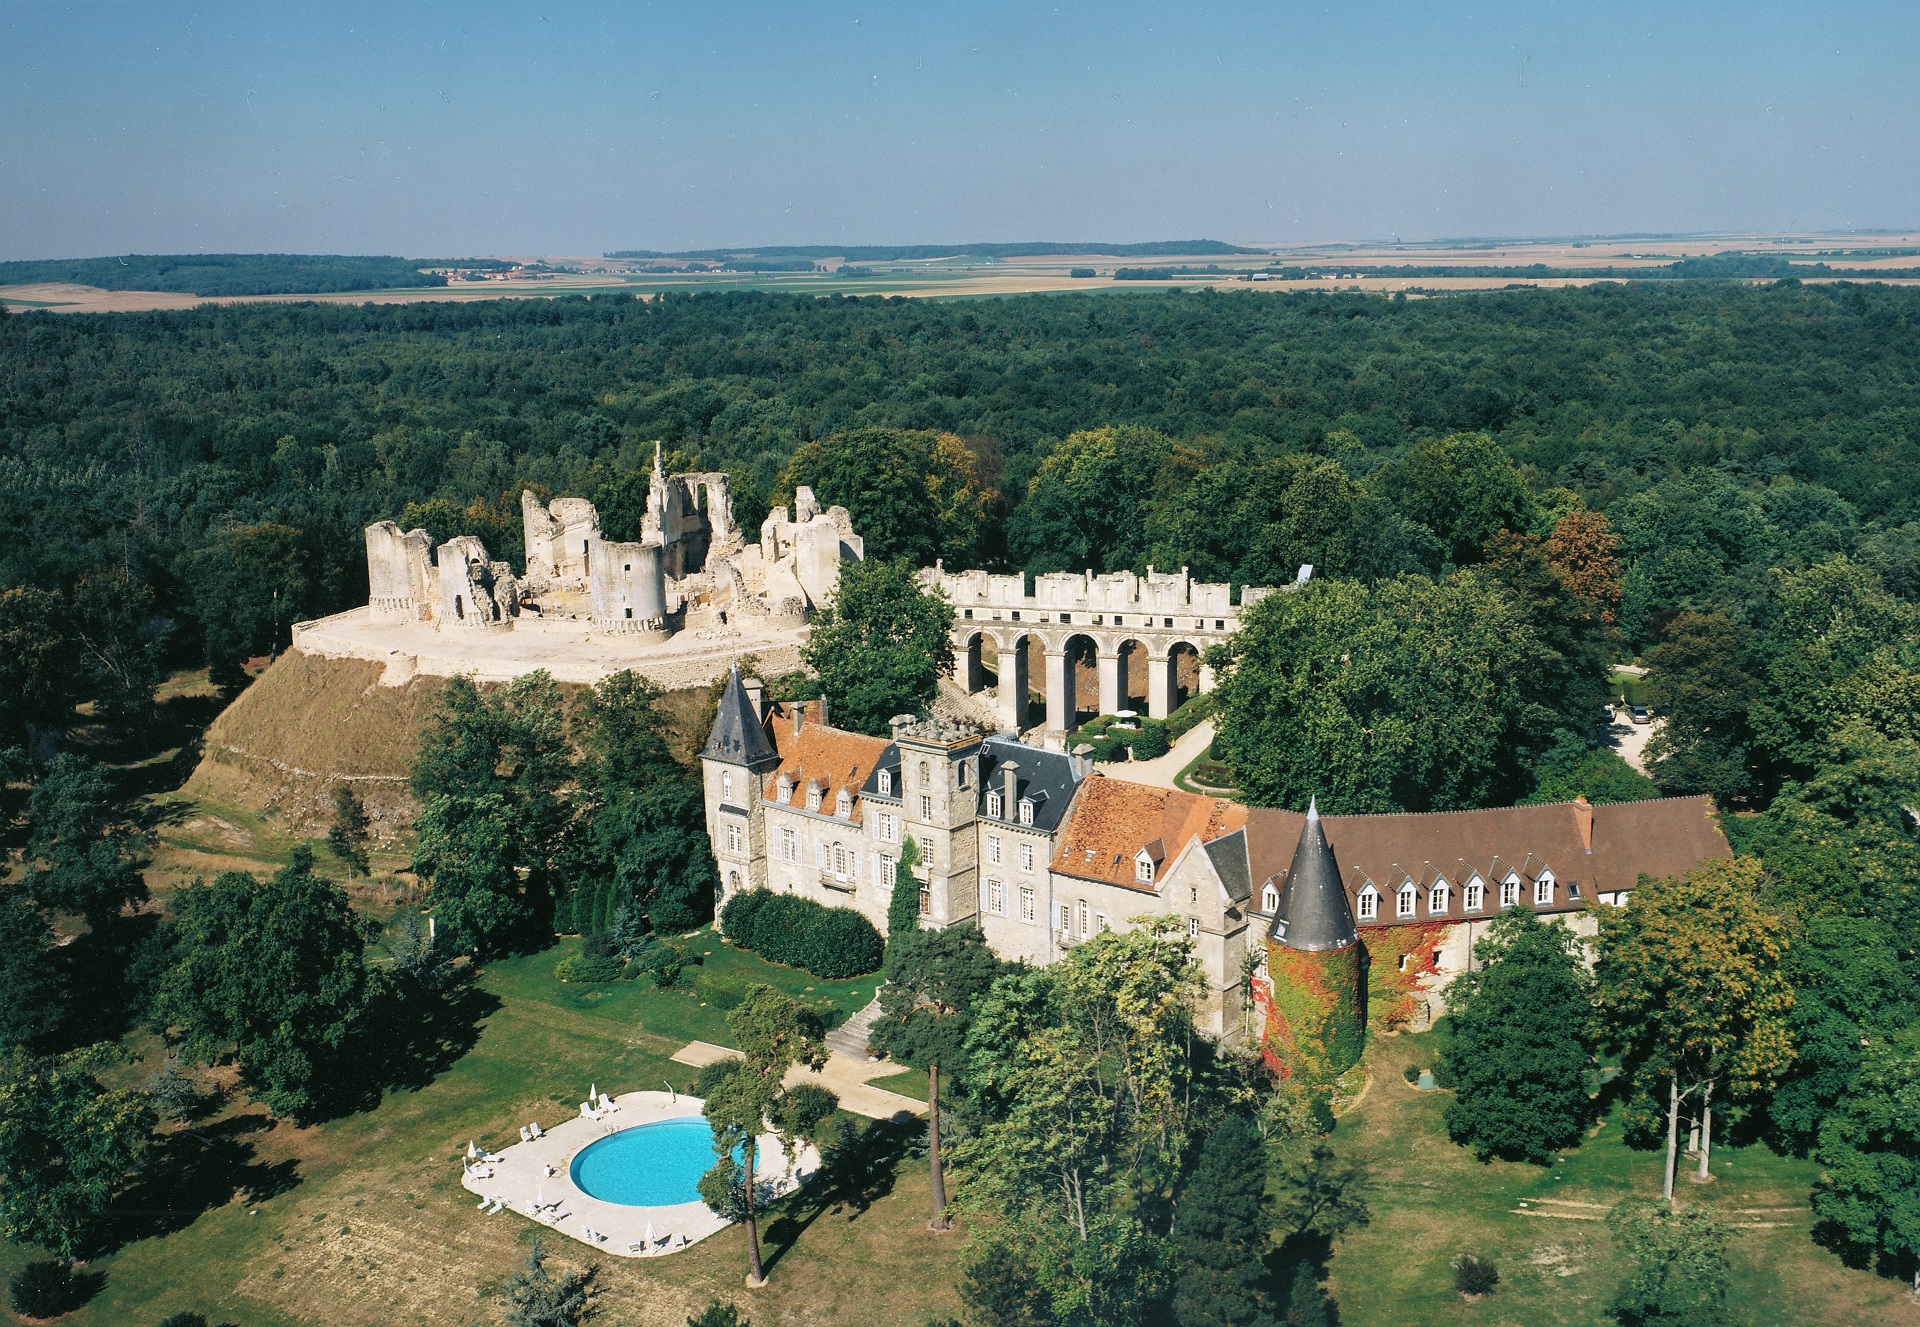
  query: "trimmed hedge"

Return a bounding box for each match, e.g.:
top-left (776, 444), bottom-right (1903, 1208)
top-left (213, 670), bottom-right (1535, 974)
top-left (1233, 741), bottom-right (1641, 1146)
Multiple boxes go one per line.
top-left (1165, 691), bottom-right (1216, 741)
top-left (1130, 718), bottom-right (1170, 759)
top-left (722, 888), bottom-right (884, 979)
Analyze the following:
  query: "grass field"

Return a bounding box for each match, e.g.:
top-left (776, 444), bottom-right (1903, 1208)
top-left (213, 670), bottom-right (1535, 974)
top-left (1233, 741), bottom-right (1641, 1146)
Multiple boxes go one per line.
top-left (0, 932), bottom-right (955, 1327)
top-left (1326, 1029), bottom-right (1913, 1326)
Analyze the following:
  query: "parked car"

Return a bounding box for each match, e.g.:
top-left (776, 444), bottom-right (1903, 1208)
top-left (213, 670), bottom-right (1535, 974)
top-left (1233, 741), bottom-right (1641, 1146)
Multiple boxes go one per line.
top-left (1602, 703), bottom-right (1618, 725)
top-left (1628, 704), bottom-right (1652, 725)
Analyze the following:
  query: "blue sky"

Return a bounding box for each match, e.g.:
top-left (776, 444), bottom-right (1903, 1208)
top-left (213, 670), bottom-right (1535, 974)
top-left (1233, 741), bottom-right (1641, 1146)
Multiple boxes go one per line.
top-left (4, 1), bottom-right (1915, 259)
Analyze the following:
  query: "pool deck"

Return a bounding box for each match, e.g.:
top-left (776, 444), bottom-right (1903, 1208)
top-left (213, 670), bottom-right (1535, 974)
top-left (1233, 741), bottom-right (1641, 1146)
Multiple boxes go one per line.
top-left (457, 1090), bottom-right (819, 1258)
top-left (670, 1042), bottom-right (928, 1120)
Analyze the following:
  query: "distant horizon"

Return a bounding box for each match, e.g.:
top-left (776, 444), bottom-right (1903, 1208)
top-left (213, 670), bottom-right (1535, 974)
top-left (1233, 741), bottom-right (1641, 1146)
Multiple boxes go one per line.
top-left (9, 228), bottom-right (1920, 267)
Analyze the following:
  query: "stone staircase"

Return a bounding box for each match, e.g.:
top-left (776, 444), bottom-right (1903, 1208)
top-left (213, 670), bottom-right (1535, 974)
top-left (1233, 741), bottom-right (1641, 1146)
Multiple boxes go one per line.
top-left (827, 995), bottom-right (885, 1058)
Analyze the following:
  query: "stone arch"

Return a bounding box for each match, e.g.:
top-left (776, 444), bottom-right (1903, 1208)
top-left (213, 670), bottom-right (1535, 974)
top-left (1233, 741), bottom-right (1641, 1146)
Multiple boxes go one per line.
top-left (1150, 640), bottom-right (1203, 718)
top-left (1115, 638), bottom-right (1150, 715)
top-left (1059, 632), bottom-right (1100, 730)
top-left (956, 629), bottom-right (987, 694)
top-left (998, 631), bottom-right (1037, 733)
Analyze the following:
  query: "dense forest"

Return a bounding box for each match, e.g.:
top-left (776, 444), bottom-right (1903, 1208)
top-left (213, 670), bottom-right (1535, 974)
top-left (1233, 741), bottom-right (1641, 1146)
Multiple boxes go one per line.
top-left (0, 254), bottom-right (445, 297)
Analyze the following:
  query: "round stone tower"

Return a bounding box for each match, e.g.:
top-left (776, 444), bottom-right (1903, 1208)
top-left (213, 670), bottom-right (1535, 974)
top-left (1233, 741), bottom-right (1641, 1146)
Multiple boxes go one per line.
top-left (1263, 798), bottom-right (1366, 1079)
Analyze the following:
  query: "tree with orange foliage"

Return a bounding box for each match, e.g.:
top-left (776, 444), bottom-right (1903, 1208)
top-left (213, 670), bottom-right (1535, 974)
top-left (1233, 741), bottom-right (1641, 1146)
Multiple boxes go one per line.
top-left (1544, 508), bottom-right (1624, 624)
top-left (1594, 857), bottom-right (1796, 1198)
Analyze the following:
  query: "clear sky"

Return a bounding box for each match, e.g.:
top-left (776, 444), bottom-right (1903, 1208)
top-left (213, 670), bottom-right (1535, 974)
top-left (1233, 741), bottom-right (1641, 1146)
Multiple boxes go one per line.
top-left (4, 1), bottom-right (1916, 260)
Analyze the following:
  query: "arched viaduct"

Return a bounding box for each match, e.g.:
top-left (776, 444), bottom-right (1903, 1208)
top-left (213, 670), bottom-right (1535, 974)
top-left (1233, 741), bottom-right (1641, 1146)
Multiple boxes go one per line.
top-left (922, 562), bottom-right (1292, 742)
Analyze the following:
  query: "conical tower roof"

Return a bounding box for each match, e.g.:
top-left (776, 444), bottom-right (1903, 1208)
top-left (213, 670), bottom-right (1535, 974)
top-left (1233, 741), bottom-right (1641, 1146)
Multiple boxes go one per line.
top-left (701, 665), bottom-right (777, 766)
top-left (1268, 798), bottom-right (1357, 951)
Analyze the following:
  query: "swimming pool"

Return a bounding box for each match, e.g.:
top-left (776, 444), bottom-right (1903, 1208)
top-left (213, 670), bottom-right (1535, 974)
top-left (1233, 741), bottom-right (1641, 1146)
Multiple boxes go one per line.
top-left (569, 1117), bottom-right (739, 1207)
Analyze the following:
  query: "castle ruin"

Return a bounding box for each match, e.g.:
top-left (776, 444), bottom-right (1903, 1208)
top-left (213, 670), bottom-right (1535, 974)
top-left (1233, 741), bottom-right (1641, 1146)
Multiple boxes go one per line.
top-left (358, 444), bottom-right (864, 648)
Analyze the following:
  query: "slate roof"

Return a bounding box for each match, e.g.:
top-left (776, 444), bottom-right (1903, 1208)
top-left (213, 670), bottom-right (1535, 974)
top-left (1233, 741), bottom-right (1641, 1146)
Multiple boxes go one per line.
top-left (978, 735), bottom-right (1081, 834)
top-left (1050, 775), bottom-right (1247, 892)
top-left (1203, 827), bottom-right (1253, 904)
top-left (1269, 800), bottom-right (1358, 951)
top-left (1241, 795), bottom-right (1729, 925)
top-left (701, 665), bottom-right (777, 766)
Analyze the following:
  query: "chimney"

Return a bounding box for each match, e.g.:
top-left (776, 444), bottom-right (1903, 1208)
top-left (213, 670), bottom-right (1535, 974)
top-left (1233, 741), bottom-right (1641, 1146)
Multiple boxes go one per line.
top-left (815, 694), bottom-right (829, 729)
top-left (792, 703), bottom-right (804, 737)
top-left (890, 713), bottom-right (916, 740)
top-left (1001, 760), bottom-right (1020, 817)
top-left (743, 676), bottom-right (766, 723)
top-left (1572, 795), bottom-right (1593, 852)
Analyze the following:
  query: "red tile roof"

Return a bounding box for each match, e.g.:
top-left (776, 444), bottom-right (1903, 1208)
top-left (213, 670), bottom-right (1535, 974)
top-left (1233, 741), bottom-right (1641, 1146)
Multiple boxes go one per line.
top-left (1051, 774), bottom-right (1247, 892)
top-left (761, 700), bottom-right (889, 820)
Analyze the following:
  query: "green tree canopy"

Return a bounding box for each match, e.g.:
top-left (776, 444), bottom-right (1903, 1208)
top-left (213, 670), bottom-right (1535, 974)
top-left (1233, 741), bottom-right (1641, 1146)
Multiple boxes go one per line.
top-left (871, 924), bottom-right (1014, 1226)
top-left (0, 1045), bottom-right (154, 1258)
top-left (179, 522), bottom-right (313, 683)
top-left (1169, 1111), bottom-right (1281, 1327)
top-left (576, 670), bottom-right (716, 934)
top-left (410, 671), bottom-right (570, 954)
top-left (154, 849), bottom-right (376, 1119)
top-left (25, 753), bottom-right (148, 932)
top-left (1441, 908), bottom-right (1596, 1163)
top-left (1374, 432), bottom-right (1534, 566)
top-left (1810, 1026), bottom-right (1920, 1293)
top-left (800, 558), bottom-right (954, 736)
top-left (1605, 1198), bottom-right (1732, 1327)
top-left (778, 427), bottom-right (995, 566)
top-left (1208, 574), bottom-right (1568, 813)
top-left (1009, 425), bottom-right (1173, 574)
top-left (0, 586), bottom-right (82, 744)
top-left (0, 892), bottom-right (63, 1051)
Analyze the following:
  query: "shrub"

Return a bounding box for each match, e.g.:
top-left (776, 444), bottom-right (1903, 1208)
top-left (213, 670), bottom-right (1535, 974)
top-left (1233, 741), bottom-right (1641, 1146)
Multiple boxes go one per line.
top-left (582, 930), bottom-right (619, 959)
top-left (773, 1082), bottom-right (840, 1142)
top-left (687, 1301), bottom-right (751, 1327)
top-left (9, 1261), bottom-right (87, 1318)
top-left (1165, 690), bottom-right (1216, 741)
top-left (646, 943), bottom-right (686, 988)
top-left (721, 887), bottom-right (773, 942)
top-left (1403, 1063), bottom-right (1421, 1084)
top-left (694, 969), bottom-right (756, 1010)
top-left (160, 1315), bottom-right (211, 1327)
top-left (1453, 1254), bottom-right (1499, 1296)
top-left (749, 894), bottom-right (884, 978)
top-left (555, 953), bottom-right (625, 983)
top-left (691, 1055), bottom-right (745, 1097)
top-left (1130, 718), bottom-right (1170, 760)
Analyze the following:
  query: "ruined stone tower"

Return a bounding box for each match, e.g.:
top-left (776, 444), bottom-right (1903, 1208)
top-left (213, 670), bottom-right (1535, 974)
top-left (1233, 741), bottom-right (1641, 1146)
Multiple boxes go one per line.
top-left (1263, 798), bottom-right (1366, 1078)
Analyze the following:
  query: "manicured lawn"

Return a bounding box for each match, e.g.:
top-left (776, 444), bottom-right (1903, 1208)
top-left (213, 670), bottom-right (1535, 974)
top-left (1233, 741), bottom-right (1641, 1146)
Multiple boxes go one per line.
top-left (0, 932), bottom-right (946, 1327)
top-left (1322, 1029), bottom-right (1914, 1326)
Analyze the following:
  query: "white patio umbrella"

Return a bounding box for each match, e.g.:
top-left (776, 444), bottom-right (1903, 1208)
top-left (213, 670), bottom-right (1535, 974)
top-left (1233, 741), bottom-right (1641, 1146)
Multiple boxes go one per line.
top-left (466, 1140), bottom-right (477, 1158)
top-left (643, 1221), bottom-right (656, 1252)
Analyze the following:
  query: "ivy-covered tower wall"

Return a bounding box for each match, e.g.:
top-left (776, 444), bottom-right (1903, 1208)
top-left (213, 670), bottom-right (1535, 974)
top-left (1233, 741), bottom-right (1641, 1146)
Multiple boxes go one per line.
top-left (1262, 799), bottom-right (1365, 1079)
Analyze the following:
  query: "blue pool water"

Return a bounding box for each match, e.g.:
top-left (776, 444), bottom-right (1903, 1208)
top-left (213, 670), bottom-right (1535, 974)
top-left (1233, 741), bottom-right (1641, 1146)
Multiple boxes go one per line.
top-left (569, 1118), bottom-right (739, 1207)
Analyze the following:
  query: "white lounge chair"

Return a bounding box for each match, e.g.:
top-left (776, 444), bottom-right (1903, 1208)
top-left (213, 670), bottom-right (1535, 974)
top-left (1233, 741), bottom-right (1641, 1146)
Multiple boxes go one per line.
top-left (579, 1101), bottom-right (602, 1121)
top-left (519, 1126), bottom-right (531, 1142)
top-left (475, 1195), bottom-right (490, 1209)
top-left (530, 1122), bottom-right (545, 1139)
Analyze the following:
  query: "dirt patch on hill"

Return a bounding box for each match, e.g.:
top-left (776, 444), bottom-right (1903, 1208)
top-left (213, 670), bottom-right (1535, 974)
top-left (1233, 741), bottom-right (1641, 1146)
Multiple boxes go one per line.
top-left (183, 651), bottom-right (451, 837)
top-left (181, 649), bottom-right (721, 838)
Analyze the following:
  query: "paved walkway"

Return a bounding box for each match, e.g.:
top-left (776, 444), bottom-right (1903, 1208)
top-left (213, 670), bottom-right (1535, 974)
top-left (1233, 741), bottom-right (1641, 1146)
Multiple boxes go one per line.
top-left (457, 1090), bottom-right (817, 1259)
top-left (671, 1040), bottom-right (927, 1120)
top-left (1115, 719), bottom-right (1216, 790)
top-left (1603, 712), bottom-right (1661, 776)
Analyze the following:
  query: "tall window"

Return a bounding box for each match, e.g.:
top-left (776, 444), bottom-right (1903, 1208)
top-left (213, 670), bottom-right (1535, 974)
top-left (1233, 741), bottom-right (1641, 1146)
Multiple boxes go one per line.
top-left (877, 769), bottom-right (891, 796)
top-left (833, 843), bottom-right (848, 878)
top-left (721, 771), bottom-right (733, 800)
top-left (877, 812), bottom-right (897, 843)
top-left (836, 790), bottom-right (852, 818)
top-left (815, 842), bottom-right (825, 868)
top-left (806, 785), bottom-right (821, 811)
top-left (918, 884), bottom-right (930, 915)
top-left (878, 853), bottom-right (894, 883)
top-left (1188, 917), bottom-right (1200, 938)
top-left (1534, 877), bottom-right (1553, 906)
top-left (1020, 843), bottom-right (1034, 873)
top-left (1357, 886), bottom-right (1379, 921)
top-left (1018, 799), bottom-right (1034, 826)
top-left (1020, 886), bottom-right (1035, 923)
top-left (1465, 881), bottom-right (1485, 912)
top-left (988, 879), bottom-right (1005, 915)
top-left (1135, 854), bottom-right (1155, 883)
top-left (1262, 884), bottom-right (1279, 913)
top-left (919, 795), bottom-right (933, 820)
top-left (986, 792), bottom-right (1003, 818)
top-left (1429, 883), bottom-right (1450, 915)
top-left (1078, 900), bottom-right (1089, 934)
top-left (919, 760), bottom-right (930, 788)
top-left (1397, 885), bottom-right (1416, 918)
top-left (1500, 880), bottom-right (1520, 909)
top-left (780, 827), bottom-right (798, 862)
top-left (988, 836), bottom-right (1002, 865)
top-left (726, 823), bottom-right (742, 854)
top-left (918, 835), bottom-right (934, 867)
top-left (1096, 912), bottom-right (1108, 932)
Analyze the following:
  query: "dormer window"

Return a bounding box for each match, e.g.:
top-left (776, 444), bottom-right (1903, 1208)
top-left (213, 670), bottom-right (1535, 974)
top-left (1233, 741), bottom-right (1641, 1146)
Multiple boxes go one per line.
top-left (1465, 879), bottom-right (1485, 912)
top-left (1134, 851), bottom-right (1155, 883)
top-left (1018, 799), bottom-right (1034, 826)
top-left (806, 784), bottom-right (822, 812)
top-left (877, 769), bottom-right (892, 796)
top-left (986, 792), bottom-right (1003, 818)
top-left (1534, 876), bottom-right (1553, 906)
top-left (1396, 884), bottom-right (1417, 918)
top-left (836, 790), bottom-right (853, 818)
top-left (1356, 884), bottom-right (1379, 921)
top-left (1262, 883), bottom-right (1279, 913)
top-left (1429, 883), bottom-right (1450, 915)
top-left (1500, 879), bottom-right (1520, 909)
